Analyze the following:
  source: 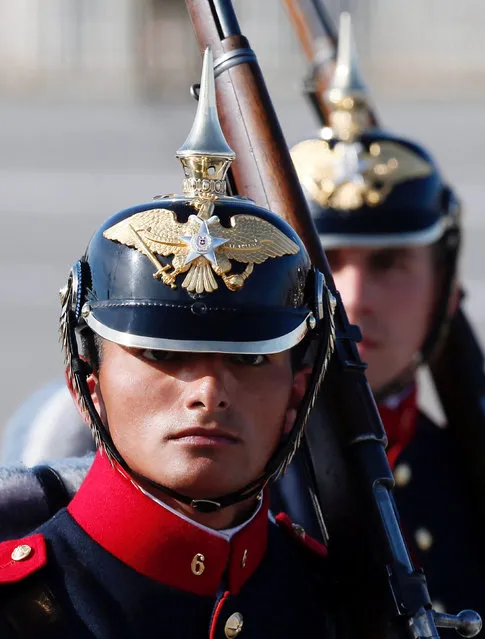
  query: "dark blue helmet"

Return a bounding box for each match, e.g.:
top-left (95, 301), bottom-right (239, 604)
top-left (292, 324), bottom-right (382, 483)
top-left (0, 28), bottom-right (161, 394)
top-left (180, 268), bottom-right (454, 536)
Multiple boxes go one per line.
top-left (76, 194), bottom-right (313, 357)
top-left (293, 9), bottom-right (460, 254)
top-left (291, 130), bottom-right (460, 251)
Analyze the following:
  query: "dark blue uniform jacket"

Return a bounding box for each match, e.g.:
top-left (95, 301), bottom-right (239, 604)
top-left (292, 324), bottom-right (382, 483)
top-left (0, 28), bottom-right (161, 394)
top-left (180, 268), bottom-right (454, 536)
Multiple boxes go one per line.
top-left (0, 453), bottom-right (338, 638)
top-left (275, 388), bottom-right (485, 629)
top-left (392, 411), bottom-right (485, 619)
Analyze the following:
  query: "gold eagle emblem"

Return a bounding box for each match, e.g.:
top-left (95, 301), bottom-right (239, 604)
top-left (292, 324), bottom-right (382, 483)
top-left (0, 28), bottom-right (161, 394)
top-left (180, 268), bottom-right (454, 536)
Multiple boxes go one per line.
top-left (291, 138), bottom-right (433, 210)
top-left (103, 208), bottom-right (299, 294)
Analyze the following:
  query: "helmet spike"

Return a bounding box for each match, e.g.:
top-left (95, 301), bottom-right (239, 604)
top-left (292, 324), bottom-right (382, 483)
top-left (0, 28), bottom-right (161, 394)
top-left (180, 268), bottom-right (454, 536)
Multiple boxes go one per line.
top-left (326, 12), bottom-right (368, 106)
top-left (177, 47), bottom-right (235, 199)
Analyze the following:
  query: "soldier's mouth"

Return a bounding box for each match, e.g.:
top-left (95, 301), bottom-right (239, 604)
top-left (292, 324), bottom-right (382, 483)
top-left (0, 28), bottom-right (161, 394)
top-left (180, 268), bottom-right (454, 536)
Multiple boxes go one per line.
top-left (168, 427), bottom-right (241, 446)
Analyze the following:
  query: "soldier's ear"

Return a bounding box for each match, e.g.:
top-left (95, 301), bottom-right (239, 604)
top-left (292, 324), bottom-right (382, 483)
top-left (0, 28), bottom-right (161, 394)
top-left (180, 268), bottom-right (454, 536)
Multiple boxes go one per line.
top-left (283, 366), bottom-right (312, 434)
top-left (64, 369), bottom-right (100, 426)
top-left (448, 280), bottom-right (460, 317)
top-left (292, 365), bottom-right (312, 398)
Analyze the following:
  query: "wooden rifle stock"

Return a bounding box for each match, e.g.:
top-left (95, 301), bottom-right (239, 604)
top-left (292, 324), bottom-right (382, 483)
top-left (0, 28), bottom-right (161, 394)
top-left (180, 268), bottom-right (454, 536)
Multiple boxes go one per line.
top-left (185, 2), bottom-right (442, 638)
top-left (281, 0), bottom-right (337, 125)
top-left (282, 0), bottom-right (379, 127)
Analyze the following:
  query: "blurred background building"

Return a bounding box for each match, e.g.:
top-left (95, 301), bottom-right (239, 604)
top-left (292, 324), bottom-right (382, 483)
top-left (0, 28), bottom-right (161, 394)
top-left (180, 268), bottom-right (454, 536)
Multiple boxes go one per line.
top-left (0, 0), bottom-right (483, 431)
top-left (0, 0), bottom-right (484, 101)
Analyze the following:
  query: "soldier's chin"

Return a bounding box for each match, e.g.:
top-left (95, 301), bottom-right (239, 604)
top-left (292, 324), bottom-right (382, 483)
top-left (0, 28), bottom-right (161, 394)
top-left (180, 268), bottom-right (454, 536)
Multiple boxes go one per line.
top-left (172, 472), bottom-right (245, 500)
top-left (123, 447), bottom-right (251, 501)
top-left (155, 461), bottom-right (248, 501)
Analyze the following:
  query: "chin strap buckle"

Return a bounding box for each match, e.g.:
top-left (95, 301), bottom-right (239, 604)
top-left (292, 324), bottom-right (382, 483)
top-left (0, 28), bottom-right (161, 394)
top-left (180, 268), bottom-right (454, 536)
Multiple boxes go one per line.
top-left (191, 499), bottom-right (222, 513)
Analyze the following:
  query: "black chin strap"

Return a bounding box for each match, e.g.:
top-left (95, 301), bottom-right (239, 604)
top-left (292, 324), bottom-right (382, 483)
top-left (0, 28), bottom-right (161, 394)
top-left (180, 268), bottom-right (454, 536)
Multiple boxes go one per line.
top-left (73, 363), bottom-right (263, 512)
top-left (70, 332), bottom-right (325, 514)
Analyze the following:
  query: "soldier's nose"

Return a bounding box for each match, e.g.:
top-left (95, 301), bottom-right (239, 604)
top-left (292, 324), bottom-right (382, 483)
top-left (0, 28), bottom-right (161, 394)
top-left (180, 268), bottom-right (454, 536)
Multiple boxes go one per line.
top-left (335, 264), bottom-right (373, 319)
top-left (184, 357), bottom-right (230, 412)
top-left (185, 379), bottom-right (230, 412)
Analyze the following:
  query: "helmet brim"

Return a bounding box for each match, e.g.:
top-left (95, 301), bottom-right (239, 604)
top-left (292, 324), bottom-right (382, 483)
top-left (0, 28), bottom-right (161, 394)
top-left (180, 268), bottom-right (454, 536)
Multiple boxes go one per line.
top-left (85, 304), bottom-right (312, 355)
top-left (319, 217), bottom-right (448, 249)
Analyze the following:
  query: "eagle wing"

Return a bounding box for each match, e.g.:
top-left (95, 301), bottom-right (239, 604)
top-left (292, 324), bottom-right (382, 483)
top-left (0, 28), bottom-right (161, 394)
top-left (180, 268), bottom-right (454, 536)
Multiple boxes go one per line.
top-left (209, 215), bottom-right (299, 264)
top-left (103, 209), bottom-right (200, 257)
top-left (362, 141), bottom-right (433, 186)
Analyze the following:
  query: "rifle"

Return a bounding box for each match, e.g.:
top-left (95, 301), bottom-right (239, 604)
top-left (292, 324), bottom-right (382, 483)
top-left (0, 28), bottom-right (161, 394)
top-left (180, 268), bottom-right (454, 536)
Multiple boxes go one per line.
top-left (282, 0), bottom-right (378, 127)
top-left (281, 0), bottom-right (337, 125)
top-left (284, 0), bottom-right (485, 564)
top-left (183, 1), bottom-right (481, 637)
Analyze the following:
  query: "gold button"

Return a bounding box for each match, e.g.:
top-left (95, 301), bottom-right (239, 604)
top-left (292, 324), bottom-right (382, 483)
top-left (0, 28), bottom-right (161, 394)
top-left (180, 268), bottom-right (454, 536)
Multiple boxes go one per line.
top-left (292, 523), bottom-right (306, 538)
top-left (414, 527), bottom-right (433, 552)
top-left (394, 463), bottom-right (412, 487)
top-left (191, 553), bottom-right (205, 576)
top-left (225, 612), bottom-right (244, 638)
top-left (241, 549), bottom-right (248, 568)
top-left (11, 544), bottom-right (32, 562)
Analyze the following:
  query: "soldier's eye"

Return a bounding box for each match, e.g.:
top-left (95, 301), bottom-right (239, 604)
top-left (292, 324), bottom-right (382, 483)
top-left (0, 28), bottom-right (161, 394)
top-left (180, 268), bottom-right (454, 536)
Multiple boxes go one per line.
top-left (369, 249), bottom-right (409, 273)
top-left (140, 349), bottom-right (176, 362)
top-left (230, 354), bottom-right (267, 366)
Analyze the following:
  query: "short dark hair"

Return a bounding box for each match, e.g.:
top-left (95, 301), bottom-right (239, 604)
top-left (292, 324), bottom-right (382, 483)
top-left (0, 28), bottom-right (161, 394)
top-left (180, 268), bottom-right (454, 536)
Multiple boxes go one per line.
top-left (431, 236), bottom-right (450, 269)
top-left (79, 329), bottom-right (103, 373)
top-left (291, 335), bottom-right (313, 372)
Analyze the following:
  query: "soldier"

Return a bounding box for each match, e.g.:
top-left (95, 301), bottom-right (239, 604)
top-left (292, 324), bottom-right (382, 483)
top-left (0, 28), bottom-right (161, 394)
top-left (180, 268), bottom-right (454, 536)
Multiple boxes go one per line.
top-left (0, 50), bottom-right (339, 636)
top-left (287, 12), bottom-right (485, 619)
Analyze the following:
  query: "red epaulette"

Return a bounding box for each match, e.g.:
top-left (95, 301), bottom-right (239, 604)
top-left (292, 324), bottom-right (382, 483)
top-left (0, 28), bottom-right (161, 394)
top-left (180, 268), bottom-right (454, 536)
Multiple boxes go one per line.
top-left (275, 512), bottom-right (328, 559)
top-left (0, 534), bottom-right (47, 584)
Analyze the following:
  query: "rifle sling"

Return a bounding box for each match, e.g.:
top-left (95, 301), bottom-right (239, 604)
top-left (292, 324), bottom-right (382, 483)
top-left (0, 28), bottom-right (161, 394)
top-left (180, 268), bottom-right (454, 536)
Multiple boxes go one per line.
top-left (0, 571), bottom-right (68, 638)
top-left (31, 465), bottom-right (71, 519)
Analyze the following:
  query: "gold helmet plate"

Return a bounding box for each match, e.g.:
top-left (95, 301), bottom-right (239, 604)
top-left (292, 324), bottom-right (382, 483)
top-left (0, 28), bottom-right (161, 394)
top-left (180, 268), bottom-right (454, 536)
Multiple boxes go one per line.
top-left (291, 138), bottom-right (433, 210)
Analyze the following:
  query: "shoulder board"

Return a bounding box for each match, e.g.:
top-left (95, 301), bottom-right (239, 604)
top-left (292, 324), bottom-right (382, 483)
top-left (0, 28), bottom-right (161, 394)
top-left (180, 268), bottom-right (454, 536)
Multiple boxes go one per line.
top-left (0, 534), bottom-right (47, 584)
top-left (275, 512), bottom-right (328, 559)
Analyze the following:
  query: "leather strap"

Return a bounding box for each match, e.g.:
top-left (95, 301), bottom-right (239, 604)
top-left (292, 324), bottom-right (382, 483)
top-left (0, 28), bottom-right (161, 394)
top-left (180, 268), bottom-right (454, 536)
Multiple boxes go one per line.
top-left (31, 466), bottom-right (70, 519)
top-left (0, 571), bottom-right (67, 638)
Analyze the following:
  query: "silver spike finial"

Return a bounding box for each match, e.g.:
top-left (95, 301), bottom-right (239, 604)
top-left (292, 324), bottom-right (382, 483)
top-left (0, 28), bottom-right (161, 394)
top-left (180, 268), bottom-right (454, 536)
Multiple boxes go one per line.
top-left (326, 12), bottom-right (368, 106)
top-left (177, 47), bottom-right (235, 199)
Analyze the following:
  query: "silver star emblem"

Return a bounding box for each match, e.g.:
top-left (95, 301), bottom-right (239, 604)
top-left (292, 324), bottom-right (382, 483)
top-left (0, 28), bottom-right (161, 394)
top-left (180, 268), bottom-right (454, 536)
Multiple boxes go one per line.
top-left (333, 142), bottom-right (367, 186)
top-left (180, 215), bottom-right (228, 267)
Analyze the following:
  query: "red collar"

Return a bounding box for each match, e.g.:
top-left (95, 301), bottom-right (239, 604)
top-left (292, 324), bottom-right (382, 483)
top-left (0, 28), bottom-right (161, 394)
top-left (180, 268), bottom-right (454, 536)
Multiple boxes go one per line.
top-left (68, 452), bottom-right (268, 597)
top-left (378, 386), bottom-right (418, 469)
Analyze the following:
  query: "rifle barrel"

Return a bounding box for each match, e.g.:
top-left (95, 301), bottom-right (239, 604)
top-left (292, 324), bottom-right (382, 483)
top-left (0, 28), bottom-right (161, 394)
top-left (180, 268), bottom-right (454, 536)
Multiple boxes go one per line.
top-left (309, 0), bottom-right (338, 44)
top-left (210, 0), bottom-right (241, 37)
top-left (281, 0), bottom-right (336, 125)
